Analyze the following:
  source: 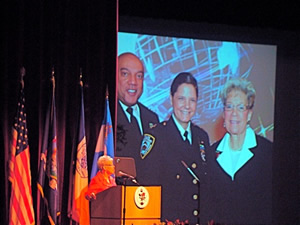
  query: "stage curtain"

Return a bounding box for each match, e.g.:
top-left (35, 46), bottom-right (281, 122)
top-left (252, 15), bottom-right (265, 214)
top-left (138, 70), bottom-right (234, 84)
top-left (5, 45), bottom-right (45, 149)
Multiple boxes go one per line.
top-left (1, 1), bottom-right (117, 224)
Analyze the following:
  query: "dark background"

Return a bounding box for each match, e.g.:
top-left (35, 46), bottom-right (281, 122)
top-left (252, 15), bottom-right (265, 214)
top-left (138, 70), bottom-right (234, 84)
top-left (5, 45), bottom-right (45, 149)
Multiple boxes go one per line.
top-left (1, 0), bottom-right (299, 224)
top-left (119, 0), bottom-right (300, 32)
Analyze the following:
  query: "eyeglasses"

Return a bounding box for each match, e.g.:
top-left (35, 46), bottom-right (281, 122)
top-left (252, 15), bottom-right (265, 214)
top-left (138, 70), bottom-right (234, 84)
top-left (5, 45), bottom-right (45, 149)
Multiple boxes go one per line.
top-left (224, 103), bottom-right (249, 112)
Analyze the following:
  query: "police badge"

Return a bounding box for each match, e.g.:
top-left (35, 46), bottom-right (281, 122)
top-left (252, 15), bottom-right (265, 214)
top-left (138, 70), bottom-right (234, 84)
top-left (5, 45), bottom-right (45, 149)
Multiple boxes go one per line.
top-left (140, 133), bottom-right (155, 159)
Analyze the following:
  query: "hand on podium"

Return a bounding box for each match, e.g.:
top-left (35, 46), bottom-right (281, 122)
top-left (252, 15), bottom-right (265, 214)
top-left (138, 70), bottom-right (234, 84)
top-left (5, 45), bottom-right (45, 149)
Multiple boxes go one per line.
top-left (85, 192), bottom-right (96, 201)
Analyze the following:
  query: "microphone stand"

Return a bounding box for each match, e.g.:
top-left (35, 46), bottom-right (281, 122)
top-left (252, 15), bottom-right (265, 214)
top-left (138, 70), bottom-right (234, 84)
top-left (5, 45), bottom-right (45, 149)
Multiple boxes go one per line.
top-left (122, 177), bottom-right (128, 225)
top-left (119, 174), bottom-right (139, 225)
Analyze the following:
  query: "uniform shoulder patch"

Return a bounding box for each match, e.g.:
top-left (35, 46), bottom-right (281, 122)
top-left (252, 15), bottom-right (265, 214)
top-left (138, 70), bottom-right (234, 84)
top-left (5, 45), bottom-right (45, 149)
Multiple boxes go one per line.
top-left (140, 133), bottom-right (156, 159)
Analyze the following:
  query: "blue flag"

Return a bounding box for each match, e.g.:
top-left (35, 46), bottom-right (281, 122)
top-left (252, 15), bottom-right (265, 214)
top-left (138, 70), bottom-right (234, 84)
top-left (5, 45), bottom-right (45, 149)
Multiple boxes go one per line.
top-left (37, 76), bottom-right (59, 225)
top-left (90, 96), bottom-right (114, 179)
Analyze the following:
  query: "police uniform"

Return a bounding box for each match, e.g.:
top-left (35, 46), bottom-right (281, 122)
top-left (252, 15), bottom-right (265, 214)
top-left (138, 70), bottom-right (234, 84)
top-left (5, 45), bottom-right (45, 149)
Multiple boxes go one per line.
top-left (152, 116), bottom-right (212, 224)
top-left (116, 101), bottom-right (159, 185)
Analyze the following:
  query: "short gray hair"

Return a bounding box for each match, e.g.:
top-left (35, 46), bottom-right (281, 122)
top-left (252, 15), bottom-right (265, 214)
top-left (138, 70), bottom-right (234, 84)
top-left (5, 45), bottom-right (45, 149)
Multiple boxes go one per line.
top-left (97, 155), bottom-right (114, 170)
top-left (221, 78), bottom-right (256, 109)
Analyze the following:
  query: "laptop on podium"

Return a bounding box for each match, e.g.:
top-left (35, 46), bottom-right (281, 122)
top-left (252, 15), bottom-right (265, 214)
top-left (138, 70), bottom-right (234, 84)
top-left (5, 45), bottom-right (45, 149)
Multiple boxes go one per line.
top-left (114, 156), bottom-right (137, 179)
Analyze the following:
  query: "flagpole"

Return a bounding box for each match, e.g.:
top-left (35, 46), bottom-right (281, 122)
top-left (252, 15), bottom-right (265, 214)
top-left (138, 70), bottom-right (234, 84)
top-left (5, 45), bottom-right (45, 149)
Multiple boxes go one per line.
top-left (36, 66), bottom-right (41, 225)
top-left (106, 84), bottom-right (109, 100)
top-left (37, 67), bottom-right (59, 225)
top-left (68, 70), bottom-right (82, 225)
top-left (20, 67), bottom-right (25, 89)
top-left (75, 69), bottom-right (84, 225)
top-left (68, 69), bottom-right (83, 225)
top-left (9, 66), bottom-right (35, 225)
top-left (50, 67), bottom-right (55, 123)
top-left (80, 68), bottom-right (83, 87)
top-left (7, 67), bottom-right (26, 223)
top-left (90, 84), bottom-right (115, 178)
top-left (68, 68), bottom-right (90, 225)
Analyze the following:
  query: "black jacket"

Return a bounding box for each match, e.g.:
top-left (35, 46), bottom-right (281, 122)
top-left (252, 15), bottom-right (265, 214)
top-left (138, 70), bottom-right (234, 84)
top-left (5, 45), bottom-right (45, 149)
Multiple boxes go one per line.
top-left (153, 116), bottom-right (212, 224)
top-left (210, 134), bottom-right (273, 225)
top-left (116, 101), bottom-right (159, 184)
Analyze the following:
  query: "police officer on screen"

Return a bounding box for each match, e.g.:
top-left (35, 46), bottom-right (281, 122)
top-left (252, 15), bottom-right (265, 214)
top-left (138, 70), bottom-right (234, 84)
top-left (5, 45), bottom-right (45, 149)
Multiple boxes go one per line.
top-left (116, 52), bottom-right (159, 185)
top-left (148, 72), bottom-right (212, 224)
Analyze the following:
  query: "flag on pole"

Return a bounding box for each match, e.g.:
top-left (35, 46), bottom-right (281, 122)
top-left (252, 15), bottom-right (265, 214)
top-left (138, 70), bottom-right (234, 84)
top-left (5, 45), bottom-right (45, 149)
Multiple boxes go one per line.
top-left (68, 74), bottom-right (90, 224)
top-left (8, 69), bottom-right (35, 225)
top-left (90, 93), bottom-right (114, 179)
top-left (37, 72), bottom-right (59, 225)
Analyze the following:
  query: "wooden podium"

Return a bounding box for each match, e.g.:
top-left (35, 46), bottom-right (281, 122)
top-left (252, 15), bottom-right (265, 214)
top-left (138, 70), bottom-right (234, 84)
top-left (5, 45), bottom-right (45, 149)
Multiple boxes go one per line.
top-left (90, 185), bottom-right (161, 225)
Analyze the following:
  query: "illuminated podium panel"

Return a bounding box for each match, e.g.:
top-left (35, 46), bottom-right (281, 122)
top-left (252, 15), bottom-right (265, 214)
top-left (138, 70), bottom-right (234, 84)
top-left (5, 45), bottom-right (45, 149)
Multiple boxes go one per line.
top-left (91, 185), bottom-right (161, 225)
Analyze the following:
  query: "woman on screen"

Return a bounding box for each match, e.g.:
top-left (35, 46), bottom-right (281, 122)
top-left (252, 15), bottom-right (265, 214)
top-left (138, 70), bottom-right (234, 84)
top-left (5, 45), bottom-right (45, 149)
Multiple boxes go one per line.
top-left (152, 72), bottom-right (212, 224)
top-left (210, 78), bottom-right (272, 224)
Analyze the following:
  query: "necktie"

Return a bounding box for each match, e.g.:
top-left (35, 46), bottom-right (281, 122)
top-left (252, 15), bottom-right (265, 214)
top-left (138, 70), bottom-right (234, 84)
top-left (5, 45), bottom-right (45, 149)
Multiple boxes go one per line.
top-left (126, 107), bottom-right (140, 135)
top-left (184, 130), bottom-right (190, 145)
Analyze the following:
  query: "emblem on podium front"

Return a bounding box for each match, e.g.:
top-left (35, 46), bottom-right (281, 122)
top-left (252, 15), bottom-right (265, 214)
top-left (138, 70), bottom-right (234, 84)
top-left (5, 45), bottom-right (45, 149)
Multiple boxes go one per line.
top-left (134, 186), bottom-right (149, 209)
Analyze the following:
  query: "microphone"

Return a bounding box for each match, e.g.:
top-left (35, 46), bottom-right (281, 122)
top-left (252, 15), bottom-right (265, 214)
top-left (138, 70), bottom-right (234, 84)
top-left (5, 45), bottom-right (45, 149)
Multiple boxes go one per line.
top-left (118, 171), bottom-right (139, 185)
top-left (181, 160), bottom-right (200, 182)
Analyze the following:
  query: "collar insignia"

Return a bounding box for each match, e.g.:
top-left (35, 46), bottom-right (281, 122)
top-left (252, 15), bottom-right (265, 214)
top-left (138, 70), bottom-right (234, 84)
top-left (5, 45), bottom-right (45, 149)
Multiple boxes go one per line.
top-left (199, 141), bottom-right (206, 162)
top-left (149, 123), bottom-right (157, 129)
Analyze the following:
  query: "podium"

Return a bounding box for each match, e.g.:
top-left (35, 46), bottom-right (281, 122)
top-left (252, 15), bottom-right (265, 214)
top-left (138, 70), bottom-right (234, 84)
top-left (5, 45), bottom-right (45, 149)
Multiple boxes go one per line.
top-left (91, 185), bottom-right (161, 225)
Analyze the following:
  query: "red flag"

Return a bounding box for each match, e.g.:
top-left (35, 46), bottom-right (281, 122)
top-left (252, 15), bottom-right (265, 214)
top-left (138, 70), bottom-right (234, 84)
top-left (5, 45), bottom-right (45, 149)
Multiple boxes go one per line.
top-left (68, 77), bottom-right (90, 224)
top-left (8, 77), bottom-right (35, 225)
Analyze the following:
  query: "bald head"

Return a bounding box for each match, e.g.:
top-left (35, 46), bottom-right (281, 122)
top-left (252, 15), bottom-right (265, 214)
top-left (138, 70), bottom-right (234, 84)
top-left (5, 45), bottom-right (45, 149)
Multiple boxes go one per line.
top-left (118, 52), bottom-right (144, 106)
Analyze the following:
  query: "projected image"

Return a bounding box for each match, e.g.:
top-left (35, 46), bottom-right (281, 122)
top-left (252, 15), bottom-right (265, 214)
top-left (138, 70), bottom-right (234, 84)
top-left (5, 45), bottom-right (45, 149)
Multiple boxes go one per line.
top-left (118, 32), bottom-right (276, 143)
top-left (117, 31), bottom-right (276, 225)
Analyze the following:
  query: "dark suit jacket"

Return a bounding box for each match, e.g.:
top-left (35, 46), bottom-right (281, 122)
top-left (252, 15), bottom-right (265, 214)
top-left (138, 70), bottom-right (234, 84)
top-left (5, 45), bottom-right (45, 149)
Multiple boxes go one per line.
top-left (154, 116), bottom-right (212, 224)
top-left (116, 101), bottom-right (159, 184)
top-left (210, 134), bottom-right (273, 225)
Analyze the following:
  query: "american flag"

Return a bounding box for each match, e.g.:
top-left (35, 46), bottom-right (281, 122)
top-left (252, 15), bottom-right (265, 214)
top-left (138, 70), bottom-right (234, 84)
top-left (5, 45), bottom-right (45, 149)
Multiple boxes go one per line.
top-left (8, 83), bottom-right (35, 225)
